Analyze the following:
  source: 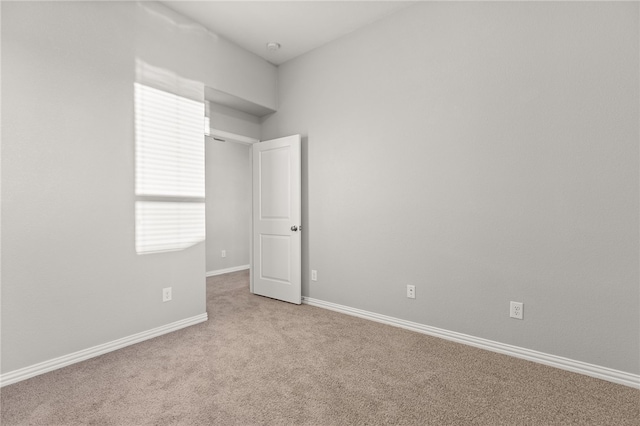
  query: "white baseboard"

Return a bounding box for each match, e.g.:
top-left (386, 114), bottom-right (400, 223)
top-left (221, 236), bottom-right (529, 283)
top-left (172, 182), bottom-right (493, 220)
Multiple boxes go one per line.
top-left (0, 313), bottom-right (208, 387)
top-left (302, 297), bottom-right (640, 389)
top-left (206, 264), bottom-right (250, 277)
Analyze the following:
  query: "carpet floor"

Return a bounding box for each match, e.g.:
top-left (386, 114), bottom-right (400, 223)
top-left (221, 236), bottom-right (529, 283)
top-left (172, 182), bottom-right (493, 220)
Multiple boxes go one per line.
top-left (1, 270), bottom-right (638, 425)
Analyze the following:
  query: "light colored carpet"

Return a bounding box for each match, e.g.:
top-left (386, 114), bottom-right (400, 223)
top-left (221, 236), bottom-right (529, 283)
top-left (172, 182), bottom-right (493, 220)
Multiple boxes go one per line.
top-left (1, 270), bottom-right (638, 425)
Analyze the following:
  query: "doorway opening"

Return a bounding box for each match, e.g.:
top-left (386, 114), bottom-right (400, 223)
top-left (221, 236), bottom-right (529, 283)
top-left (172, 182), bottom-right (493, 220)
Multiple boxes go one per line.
top-left (204, 128), bottom-right (258, 287)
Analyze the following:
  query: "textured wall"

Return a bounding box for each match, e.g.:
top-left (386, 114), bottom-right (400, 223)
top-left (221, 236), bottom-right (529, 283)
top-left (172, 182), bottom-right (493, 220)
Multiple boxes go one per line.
top-left (1, 1), bottom-right (274, 373)
top-left (206, 140), bottom-right (251, 273)
top-left (262, 2), bottom-right (640, 374)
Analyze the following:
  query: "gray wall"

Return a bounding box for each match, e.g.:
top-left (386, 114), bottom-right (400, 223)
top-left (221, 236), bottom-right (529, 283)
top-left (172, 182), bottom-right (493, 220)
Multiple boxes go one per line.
top-left (261, 2), bottom-right (640, 374)
top-left (209, 102), bottom-right (261, 140)
top-left (206, 139), bottom-right (251, 273)
top-left (1, 1), bottom-right (275, 374)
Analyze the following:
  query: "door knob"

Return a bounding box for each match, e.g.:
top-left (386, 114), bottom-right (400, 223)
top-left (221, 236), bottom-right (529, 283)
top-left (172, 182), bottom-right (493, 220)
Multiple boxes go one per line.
top-left (291, 225), bottom-right (298, 232)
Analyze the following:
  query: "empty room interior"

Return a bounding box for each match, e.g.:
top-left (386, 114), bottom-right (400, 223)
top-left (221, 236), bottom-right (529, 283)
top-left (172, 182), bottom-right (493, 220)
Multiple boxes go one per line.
top-left (1, 1), bottom-right (639, 424)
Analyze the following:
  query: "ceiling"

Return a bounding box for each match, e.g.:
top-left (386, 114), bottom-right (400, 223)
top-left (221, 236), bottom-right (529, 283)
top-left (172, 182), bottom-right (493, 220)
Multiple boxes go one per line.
top-left (161, 1), bottom-right (415, 66)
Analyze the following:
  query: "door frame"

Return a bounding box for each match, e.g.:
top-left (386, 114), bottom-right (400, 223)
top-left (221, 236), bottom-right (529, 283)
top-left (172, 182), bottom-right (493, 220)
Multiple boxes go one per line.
top-left (206, 128), bottom-right (301, 298)
top-left (206, 127), bottom-right (259, 291)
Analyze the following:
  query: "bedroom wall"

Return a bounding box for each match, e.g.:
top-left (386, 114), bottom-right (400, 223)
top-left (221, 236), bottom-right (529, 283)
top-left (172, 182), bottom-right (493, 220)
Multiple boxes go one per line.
top-left (261, 2), bottom-right (640, 375)
top-left (1, 1), bottom-right (275, 375)
top-left (209, 103), bottom-right (261, 140)
top-left (205, 139), bottom-right (251, 274)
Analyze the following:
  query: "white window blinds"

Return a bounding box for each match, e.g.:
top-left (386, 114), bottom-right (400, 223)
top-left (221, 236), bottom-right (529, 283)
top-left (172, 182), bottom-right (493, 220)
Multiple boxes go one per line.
top-left (134, 83), bottom-right (205, 254)
top-left (135, 83), bottom-right (205, 198)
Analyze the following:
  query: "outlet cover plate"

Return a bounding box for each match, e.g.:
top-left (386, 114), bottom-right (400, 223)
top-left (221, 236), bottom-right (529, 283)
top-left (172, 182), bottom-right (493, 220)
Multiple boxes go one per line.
top-left (510, 301), bottom-right (523, 319)
top-left (163, 287), bottom-right (172, 302)
top-left (407, 285), bottom-right (416, 299)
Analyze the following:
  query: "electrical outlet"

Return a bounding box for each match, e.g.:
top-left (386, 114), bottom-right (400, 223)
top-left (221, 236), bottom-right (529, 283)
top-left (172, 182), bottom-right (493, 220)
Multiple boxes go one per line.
top-left (311, 270), bottom-right (318, 281)
top-left (221, 249), bottom-right (226, 258)
top-left (510, 301), bottom-right (523, 319)
top-left (407, 285), bottom-right (415, 299)
top-left (163, 287), bottom-right (172, 302)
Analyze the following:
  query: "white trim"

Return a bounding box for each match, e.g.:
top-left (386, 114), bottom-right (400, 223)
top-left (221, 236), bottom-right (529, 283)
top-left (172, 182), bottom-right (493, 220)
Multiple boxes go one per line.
top-left (207, 128), bottom-right (259, 145)
top-left (302, 297), bottom-right (640, 389)
top-left (249, 147), bottom-right (254, 294)
top-left (0, 313), bottom-right (208, 387)
top-left (206, 264), bottom-right (250, 277)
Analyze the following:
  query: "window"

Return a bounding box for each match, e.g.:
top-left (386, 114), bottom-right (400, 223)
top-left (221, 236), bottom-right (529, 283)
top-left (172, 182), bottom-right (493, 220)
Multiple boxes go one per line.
top-left (134, 83), bottom-right (205, 254)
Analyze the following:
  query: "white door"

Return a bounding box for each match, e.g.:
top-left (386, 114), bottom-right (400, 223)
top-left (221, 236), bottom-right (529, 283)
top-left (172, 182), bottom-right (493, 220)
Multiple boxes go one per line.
top-left (251, 135), bottom-right (301, 304)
